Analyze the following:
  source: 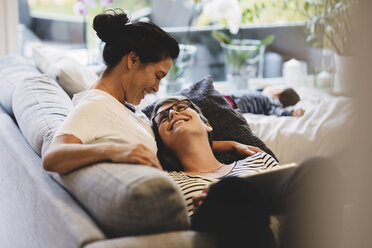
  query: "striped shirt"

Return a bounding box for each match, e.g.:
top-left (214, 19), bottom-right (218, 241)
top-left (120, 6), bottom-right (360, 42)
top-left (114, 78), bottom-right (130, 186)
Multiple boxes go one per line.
top-left (166, 152), bottom-right (279, 216)
top-left (229, 92), bottom-right (292, 116)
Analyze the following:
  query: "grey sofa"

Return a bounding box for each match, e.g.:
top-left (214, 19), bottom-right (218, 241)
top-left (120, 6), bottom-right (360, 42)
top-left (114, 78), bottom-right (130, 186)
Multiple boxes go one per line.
top-left (0, 55), bottom-right (216, 248)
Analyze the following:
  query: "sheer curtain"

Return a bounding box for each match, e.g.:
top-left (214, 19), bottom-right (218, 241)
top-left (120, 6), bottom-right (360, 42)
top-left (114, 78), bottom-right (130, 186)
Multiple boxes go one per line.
top-left (0, 0), bottom-right (18, 57)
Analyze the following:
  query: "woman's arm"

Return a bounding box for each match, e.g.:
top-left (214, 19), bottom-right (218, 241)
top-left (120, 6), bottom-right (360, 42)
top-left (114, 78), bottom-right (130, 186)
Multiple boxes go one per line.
top-left (212, 141), bottom-right (263, 157)
top-left (43, 134), bottom-right (162, 175)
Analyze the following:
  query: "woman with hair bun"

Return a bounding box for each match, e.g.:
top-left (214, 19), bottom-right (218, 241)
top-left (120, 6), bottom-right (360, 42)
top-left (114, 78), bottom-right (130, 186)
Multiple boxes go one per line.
top-left (43, 10), bottom-right (178, 174)
top-left (43, 10), bottom-right (256, 174)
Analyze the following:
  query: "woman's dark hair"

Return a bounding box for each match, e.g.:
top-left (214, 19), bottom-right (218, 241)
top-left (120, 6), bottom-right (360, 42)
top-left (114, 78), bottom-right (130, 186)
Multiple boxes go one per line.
top-left (279, 88), bottom-right (301, 108)
top-left (93, 9), bottom-right (179, 69)
top-left (151, 96), bottom-right (213, 171)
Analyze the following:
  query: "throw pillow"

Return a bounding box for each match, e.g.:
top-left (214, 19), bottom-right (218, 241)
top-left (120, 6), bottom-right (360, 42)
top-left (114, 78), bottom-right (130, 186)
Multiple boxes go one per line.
top-left (0, 55), bottom-right (41, 116)
top-left (52, 163), bottom-right (190, 237)
top-left (32, 44), bottom-right (98, 97)
top-left (142, 75), bottom-right (278, 168)
top-left (12, 74), bottom-right (73, 156)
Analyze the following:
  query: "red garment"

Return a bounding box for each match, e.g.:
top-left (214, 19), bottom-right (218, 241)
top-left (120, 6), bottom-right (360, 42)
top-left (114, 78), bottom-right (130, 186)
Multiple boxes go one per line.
top-left (222, 94), bottom-right (237, 109)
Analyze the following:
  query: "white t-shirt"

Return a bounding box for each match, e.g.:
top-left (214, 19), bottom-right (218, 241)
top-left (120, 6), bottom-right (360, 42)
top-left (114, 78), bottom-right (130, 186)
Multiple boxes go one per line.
top-left (55, 89), bottom-right (157, 154)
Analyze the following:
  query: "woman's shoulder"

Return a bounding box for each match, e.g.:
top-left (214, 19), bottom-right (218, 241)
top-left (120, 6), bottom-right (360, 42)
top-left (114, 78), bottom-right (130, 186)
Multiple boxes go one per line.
top-left (72, 89), bottom-right (110, 105)
top-left (225, 152), bottom-right (279, 178)
top-left (72, 89), bottom-right (131, 114)
top-left (236, 152), bottom-right (279, 168)
top-left (69, 90), bottom-right (107, 112)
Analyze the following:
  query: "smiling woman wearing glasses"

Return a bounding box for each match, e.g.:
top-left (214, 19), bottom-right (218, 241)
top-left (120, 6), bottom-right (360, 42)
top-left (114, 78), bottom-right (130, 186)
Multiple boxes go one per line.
top-left (151, 96), bottom-right (277, 210)
top-left (151, 96), bottom-right (343, 248)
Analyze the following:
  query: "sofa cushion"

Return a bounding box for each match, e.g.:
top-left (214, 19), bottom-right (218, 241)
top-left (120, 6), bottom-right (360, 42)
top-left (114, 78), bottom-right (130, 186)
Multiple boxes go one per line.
top-left (12, 74), bottom-right (73, 156)
top-left (0, 55), bottom-right (41, 116)
top-left (52, 163), bottom-right (190, 238)
top-left (142, 75), bottom-right (277, 170)
top-left (32, 44), bottom-right (98, 97)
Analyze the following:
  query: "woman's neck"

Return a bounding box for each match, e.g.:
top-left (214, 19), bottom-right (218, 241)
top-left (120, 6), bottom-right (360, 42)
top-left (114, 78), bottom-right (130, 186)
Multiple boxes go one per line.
top-left (94, 70), bottom-right (126, 105)
top-left (175, 137), bottom-right (221, 174)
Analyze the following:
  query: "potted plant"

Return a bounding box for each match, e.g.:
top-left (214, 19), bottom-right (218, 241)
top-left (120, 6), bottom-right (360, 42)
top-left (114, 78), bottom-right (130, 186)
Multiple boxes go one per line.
top-left (199, 0), bottom-right (275, 90)
top-left (216, 33), bottom-right (274, 90)
top-left (289, 0), bottom-right (359, 92)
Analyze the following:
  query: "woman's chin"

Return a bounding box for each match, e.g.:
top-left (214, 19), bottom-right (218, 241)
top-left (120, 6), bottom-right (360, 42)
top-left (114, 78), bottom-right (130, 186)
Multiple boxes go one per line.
top-left (134, 94), bottom-right (146, 105)
top-left (171, 124), bottom-right (198, 138)
top-left (171, 122), bottom-right (189, 132)
top-left (127, 98), bottom-right (140, 106)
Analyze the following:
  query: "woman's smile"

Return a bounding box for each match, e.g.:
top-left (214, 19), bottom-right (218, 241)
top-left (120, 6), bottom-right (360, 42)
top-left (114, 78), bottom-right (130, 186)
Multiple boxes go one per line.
top-left (169, 117), bottom-right (190, 131)
top-left (138, 88), bottom-right (152, 101)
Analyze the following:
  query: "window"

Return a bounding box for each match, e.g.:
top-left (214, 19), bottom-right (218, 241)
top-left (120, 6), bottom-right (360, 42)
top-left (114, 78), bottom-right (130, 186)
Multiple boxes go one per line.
top-left (28, 0), bottom-right (150, 18)
top-left (23, 0), bottom-right (151, 51)
top-left (239, 0), bottom-right (306, 24)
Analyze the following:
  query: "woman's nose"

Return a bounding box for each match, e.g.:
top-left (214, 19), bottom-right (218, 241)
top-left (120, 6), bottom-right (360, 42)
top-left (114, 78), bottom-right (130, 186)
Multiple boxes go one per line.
top-left (153, 80), bottom-right (160, 92)
top-left (168, 109), bottom-right (179, 120)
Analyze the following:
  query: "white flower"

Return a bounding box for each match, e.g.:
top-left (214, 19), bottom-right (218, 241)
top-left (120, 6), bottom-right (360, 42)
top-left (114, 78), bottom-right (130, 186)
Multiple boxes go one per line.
top-left (227, 16), bottom-right (240, 35)
top-left (83, 0), bottom-right (97, 8)
top-left (203, 0), bottom-right (241, 34)
top-left (73, 0), bottom-right (116, 16)
top-left (73, 1), bottom-right (89, 16)
top-left (100, 0), bottom-right (114, 7)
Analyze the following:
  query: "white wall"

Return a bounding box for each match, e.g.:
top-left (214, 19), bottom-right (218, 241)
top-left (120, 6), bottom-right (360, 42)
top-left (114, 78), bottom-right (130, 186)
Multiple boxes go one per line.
top-left (0, 0), bottom-right (19, 57)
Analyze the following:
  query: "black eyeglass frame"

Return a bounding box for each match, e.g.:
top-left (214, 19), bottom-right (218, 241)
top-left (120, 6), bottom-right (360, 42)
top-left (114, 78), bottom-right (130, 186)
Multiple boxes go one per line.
top-left (152, 99), bottom-right (196, 126)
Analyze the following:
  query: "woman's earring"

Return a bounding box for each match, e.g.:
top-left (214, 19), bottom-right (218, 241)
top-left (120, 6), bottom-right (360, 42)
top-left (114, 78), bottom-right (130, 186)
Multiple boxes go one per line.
top-left (206, 124), bottom-right (213, 132)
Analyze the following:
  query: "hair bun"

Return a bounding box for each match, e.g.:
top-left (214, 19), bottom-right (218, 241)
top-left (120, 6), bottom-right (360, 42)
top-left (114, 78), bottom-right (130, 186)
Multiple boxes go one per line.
top-left (93, 11), bottom-right (130, 43)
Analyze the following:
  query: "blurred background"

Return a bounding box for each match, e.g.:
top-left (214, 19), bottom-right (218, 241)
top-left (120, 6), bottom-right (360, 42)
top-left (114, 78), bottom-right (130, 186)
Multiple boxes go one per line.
top-left (19, 0), bottom-right (326, 83)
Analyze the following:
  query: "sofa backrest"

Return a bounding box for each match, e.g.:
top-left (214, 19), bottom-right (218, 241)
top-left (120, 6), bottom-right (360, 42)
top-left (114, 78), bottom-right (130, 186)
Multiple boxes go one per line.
top-left (0, 55), bottom-right (42, 116)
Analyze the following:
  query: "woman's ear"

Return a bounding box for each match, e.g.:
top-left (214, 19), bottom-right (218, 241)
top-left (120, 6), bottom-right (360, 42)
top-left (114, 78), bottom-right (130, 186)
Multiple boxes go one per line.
top-left (205, 123), bottom-right (213, 133)
top-left (127, 51), bottom-right (139, 69)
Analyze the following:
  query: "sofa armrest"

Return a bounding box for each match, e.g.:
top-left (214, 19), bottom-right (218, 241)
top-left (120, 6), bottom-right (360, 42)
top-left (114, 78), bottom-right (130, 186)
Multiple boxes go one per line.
top-left (0, 105), bottom-right (105, 248)
top-left (51, 162), bottom-right (190, 238)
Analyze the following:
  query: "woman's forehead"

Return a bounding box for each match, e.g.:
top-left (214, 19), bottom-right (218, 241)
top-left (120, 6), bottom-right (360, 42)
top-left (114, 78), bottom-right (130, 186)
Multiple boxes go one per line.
top-left (157, 101), bottom-right (177, 113)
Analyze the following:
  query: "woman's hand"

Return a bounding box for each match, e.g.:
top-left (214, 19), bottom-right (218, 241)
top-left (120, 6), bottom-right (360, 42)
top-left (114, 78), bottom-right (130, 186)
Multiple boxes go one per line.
top-left (212, 140), bottom-right (263, 157)
top-left (233, 143), bottom-right (263, 157)
top-left (192, 186), bottom-right (209, 211)
top-left (110, 143), bottom-right (162, 170)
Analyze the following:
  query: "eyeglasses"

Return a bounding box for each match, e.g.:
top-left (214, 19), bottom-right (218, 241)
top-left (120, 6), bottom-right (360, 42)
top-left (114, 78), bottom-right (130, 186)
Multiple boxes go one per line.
top-left (152, 99), bottom-right (192, 126)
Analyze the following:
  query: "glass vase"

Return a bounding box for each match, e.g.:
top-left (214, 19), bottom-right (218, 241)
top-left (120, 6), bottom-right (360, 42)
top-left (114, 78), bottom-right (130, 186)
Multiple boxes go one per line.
top-left (221, 39), bottom-right (265, 90)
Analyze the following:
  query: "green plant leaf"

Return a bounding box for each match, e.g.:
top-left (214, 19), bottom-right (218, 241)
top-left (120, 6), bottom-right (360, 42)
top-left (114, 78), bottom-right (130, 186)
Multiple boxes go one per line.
top-left (212, 30), bottom-right (232, 45)
top-left (304, 2), bottom-right (310, 12)
top-left (260, 35), bottom-right (275, 46)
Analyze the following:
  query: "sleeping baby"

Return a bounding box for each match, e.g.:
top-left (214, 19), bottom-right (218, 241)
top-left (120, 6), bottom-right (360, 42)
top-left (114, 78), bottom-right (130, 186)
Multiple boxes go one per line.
top-left (223, 86), bottom-right (305, 117)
